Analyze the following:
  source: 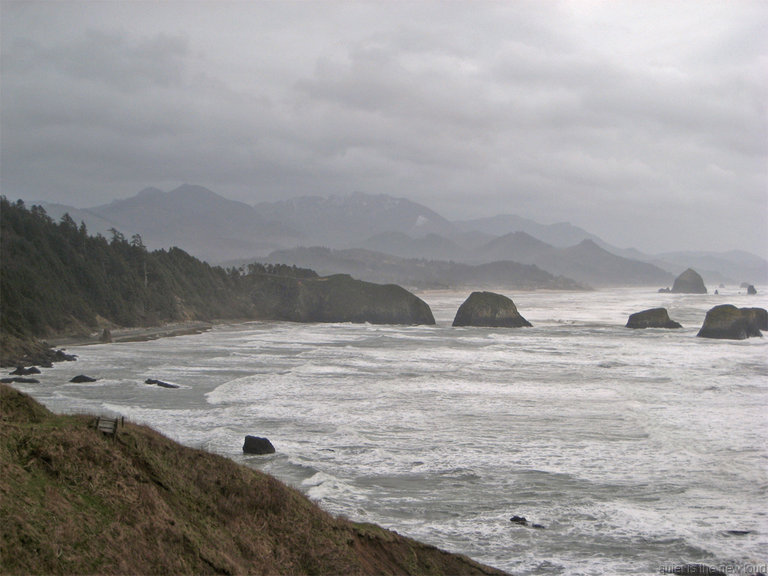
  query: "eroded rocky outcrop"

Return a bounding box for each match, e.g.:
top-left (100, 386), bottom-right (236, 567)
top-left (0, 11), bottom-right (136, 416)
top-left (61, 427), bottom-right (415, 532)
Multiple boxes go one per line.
top-left (250, 274), bottom-right (436, 325)
top-left (671, 268), bottom-right (707, 294)
top-left (625, 308), bottom-right (682, 329)
top-left (697, 305), bottom-right (768, 339)
top-left (452, 291), bottom-right (532, 328)
top-left (243, 435), bottom-right (276, 455)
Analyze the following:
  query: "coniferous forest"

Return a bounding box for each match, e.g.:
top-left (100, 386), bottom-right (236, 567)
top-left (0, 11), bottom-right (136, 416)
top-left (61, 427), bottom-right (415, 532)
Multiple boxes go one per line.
top-left (0, 196), bottom-right (316, 364)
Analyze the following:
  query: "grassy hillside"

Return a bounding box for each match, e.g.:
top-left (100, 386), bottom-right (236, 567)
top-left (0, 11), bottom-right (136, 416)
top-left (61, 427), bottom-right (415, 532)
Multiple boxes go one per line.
top-left (0, 384), bottom-right (506, 575)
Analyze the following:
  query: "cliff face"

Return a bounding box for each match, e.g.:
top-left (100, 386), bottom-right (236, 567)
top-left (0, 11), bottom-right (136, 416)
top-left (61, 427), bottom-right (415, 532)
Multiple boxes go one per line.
top-left (250, 274), bottom-right (436, 325)
top-left (452, 291), bottom-right (532, 328)
top-left (0, 384), bottom-right (505, 576)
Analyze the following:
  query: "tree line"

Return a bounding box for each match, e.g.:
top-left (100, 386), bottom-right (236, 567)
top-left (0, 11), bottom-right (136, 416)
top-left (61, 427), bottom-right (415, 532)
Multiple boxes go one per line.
top-left (0, 196), bottom-right (316, 343)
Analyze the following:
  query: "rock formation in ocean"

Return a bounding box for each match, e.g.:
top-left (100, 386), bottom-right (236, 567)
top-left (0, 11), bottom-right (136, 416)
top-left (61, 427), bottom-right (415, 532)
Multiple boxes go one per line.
top-left (671, 268), bottom-right (707, 294)
top-left (625, 308), bottom-right (682, 329)
top-left (243, 435), bottom-right (276, 455)
top-left (250, 274), bottom-right (436, 325)
top-left (10, 366), bottom-right (41, 376)
top-left (145, 378), bottom-right (179, 389)
top-left (69, 374), bottom-right (98, 383)
top-left (697, 305), bottom-right (768, 339)
top-left (452, 291), bottom-right (532, 328)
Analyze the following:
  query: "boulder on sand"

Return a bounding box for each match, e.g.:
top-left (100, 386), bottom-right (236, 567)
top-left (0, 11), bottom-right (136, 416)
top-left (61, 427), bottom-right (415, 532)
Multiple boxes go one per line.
top-left (671, 268), bottom-right (707, 294)
top-left (452, 291), bottom-right (532, 328)
top-left (243, 435), bottom-right (276, 455)
top-left (697, 305), bottom-right (768, 339)
top-left (10, 366), bottom-right (41, 376)
top-left (625, 308), bottom-right (682, 329)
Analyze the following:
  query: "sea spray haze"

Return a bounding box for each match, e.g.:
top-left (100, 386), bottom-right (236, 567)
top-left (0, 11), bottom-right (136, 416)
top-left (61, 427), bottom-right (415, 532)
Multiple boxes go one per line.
top-left (12, 287), bottom-right (768, 575)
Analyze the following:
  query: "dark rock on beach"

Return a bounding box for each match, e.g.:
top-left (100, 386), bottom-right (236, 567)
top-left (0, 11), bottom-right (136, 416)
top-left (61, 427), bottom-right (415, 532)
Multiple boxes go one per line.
top-left (145, 378), bottom-right (179, 389)
top-left (54, 350), bottom-right (77, 361)
top-left (1, 377), bottom-right (40, 384)
top-left (453, 291), bottom-right (532, 328)
top-left (671, 268), bottom-right (707, 294)
top-left (10, 366), bottom-right (41, 376)
top-left (243, 435), bottom-right (276, 455)
top-left (747, 284), bottom-right (757, 295)
top-left (625, 308), bottom-right (682, 329)
top-left (697, 305), bottom-right (768, 340)
top-left (70, 374), bottom-right (98, 383)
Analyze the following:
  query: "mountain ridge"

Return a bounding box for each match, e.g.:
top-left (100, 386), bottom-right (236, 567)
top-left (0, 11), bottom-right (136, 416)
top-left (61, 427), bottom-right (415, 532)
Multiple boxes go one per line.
top-left (35, 184), bottom-right (766, 285)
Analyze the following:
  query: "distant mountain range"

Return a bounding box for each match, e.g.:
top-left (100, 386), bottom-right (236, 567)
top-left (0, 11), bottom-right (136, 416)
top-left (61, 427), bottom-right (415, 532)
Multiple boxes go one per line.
top-left (36, 184), bottom-right (766, 288)
top-left (258, 246), bottom-right (585, 290)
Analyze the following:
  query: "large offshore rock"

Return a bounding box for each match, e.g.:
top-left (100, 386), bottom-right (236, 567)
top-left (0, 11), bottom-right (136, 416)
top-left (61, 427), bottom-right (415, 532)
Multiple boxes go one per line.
top-left (242, 435), bottom-right (276, 455)
top-left (671, 268), bottom-right (707, 294)
top-left (250, 274), bottom-right (435, 325)
top-left (697, 305), bottom-right (768, 339)
top-left (625, 308), bottom-right (682, 329)
top-left (452, 291), bottom-right (532, 328)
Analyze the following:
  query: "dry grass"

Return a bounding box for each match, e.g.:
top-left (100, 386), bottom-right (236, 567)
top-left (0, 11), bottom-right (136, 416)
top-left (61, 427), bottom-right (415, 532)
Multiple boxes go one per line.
top-left (0, 384), bottom-right (508, 575)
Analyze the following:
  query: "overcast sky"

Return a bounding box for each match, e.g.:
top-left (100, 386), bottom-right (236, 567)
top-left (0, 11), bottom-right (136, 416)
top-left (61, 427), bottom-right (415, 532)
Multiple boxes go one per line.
top-left (2, 1), bottom-right (766, 257)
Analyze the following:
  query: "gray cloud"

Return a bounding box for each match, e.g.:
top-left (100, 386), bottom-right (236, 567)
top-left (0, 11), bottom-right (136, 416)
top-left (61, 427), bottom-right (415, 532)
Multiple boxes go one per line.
top-left (1, 0), bottom-right (766, 257)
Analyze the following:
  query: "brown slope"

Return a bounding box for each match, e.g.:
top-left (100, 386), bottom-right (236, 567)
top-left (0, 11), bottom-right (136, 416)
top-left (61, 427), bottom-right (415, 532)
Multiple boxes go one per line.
top-left (0, 384), bottom-right (508, 576)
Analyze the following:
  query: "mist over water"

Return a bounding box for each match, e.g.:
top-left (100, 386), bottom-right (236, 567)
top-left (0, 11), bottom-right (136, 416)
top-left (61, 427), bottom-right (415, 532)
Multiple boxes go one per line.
top-left (14, 287), bottom-right (768, 575)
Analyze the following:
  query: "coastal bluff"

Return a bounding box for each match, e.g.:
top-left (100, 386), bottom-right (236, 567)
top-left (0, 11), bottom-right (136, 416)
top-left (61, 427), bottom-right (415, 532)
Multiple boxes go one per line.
top-left (453, 291), bottom-right (532, 328)
top-left (250, 273), bottom-right (436, 325)
top-left (0, 384), bottom-right (506, 575)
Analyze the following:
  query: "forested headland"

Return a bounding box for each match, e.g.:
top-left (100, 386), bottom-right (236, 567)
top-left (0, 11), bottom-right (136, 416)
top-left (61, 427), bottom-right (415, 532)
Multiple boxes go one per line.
top-left (1, 197), bottom-right (434, 367)
top-left (0, 197), bottom-right (315, 365)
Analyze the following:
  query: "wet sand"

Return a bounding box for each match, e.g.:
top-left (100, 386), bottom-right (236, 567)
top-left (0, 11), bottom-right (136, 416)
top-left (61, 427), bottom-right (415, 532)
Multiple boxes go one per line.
top-left (48, 321), bottom-right (214, 348)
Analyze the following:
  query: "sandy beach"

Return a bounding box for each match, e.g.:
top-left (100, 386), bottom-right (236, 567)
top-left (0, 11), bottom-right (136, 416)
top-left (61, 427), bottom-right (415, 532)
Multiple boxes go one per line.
top-left (48, 321), bottom-right (214, 348)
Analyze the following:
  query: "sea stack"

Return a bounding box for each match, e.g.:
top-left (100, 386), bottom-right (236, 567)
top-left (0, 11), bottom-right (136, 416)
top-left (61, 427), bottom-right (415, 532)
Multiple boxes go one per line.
top-left (671, 268), bottom-right (707, 294)
top-left (243, 435), bottom-right (276, 455)
top-left (697, 305), bottom-right (768, 339)
top-left (625, 308), bottom-right (682, 329)
top-left (452, 291), bottom-right (532, 328)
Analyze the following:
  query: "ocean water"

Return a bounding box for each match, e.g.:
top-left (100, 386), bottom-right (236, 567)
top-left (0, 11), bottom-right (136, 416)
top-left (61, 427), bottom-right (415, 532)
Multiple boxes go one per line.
top-left (11, 287), bottom-right (768, 575)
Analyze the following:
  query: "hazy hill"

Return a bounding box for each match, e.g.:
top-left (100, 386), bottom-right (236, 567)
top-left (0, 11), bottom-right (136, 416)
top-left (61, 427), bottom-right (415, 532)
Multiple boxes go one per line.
top-left (473, 231), bottom-right (554, 263)
top-left (533, 240), bottom-right (673, 286)
top-left (0, 384), bottom-right (505, 575)
top-left (42, 185), bottom-right (304, 263)
top-left (264, 246), bottom-right (585, 290)
top-left (254, 192), bottom-right (458, 247)
top-left (455, 214), bottom-right (602, 248)
top-left (360, 231), bottom-right (468, 261)
top-left (35, 184), bottom-right (764, 285)
top-left (468, 235), bottom-right (673, 286)
top-left (91, 184), bottom-right (303, 262)
top-left (652, 250), bottom-right (768, 286)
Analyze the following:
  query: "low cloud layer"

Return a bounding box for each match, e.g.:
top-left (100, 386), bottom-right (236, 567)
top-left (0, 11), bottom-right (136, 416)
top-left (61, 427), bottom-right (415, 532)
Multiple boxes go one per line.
top-left (1, 1), bottom-right (766, 256)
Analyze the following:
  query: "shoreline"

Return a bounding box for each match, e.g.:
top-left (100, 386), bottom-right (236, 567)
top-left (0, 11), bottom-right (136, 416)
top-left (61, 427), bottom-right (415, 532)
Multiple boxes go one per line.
top-left (48, 321), bottom-right (216, 348)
